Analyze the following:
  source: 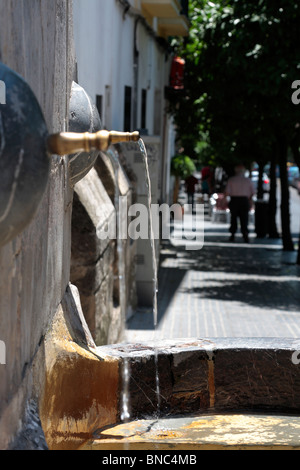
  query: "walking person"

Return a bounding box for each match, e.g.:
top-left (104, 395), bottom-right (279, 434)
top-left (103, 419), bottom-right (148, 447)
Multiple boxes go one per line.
top-left (201, 166), bottom-right (214, 196)
top-left (225, 164), bottom-right (255, 243)
top-left (185, 174), bottom-right (199, 213)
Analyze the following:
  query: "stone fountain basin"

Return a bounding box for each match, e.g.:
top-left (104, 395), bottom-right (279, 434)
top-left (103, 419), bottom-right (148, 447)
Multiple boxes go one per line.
top-left (40, 286), bottom-right (300, 450)
top-left (99, 337), bottom-right (300, 419)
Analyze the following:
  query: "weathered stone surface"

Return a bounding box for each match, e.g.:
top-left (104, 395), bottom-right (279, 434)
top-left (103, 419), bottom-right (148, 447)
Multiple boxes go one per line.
top-left (170, 350), bottom-right (210, 414)
top-left (71, 168), bottom-right (120, 345)
top-left (98, 338), bottom-right (300, 421)
top-left (0, 0), bottom-right (75, 449)
top-left (71, 150), bottom-right (137, 345)
top-left (35, 334), bottom-right (300, 450)
top-left (73, 167), bottom-right (115, 260)
top-left (95, 150), bottom-right (131, 201)
top-left (95, 148), bottom-right (138, 319)
top-left (40, 284), bottom-right (119, 451)
top-left (213, 342), bottom-right (300, 413)
top-left (94, 268), bottom-right (119, 346)
top-left (118, 137), bottom-right (160, 307)
top-left (123, 352), bottom-right (173, 418)
top-left (9, 400), bottom-right (48, 451)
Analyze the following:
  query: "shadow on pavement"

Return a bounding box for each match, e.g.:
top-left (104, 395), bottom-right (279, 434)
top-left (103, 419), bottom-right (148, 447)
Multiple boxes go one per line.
top-left (126, 217), bottom-right (300, 334)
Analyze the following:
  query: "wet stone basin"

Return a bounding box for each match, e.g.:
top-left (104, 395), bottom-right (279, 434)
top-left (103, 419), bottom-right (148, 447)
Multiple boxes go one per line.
top-left (41, 308), bottom-right (300, 451)
top-left (82, 413), bottom-right (300, 450)
top-left (100, 337), bottom-right (300, 420)
top-left (82, 337), bottom-right (300, 450)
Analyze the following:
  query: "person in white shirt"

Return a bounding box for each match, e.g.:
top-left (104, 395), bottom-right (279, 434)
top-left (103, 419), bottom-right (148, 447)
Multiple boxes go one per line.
top-left (225, 164), bottom-right (255, 243)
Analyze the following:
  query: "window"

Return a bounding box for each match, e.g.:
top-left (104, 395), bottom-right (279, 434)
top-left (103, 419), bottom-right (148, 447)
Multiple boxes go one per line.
top-left (124, 86), bottom-right (132, 132)
top-left (154, 89), bottom-right (162, 136)
top-left (141, 89), bottom-right (147, 130)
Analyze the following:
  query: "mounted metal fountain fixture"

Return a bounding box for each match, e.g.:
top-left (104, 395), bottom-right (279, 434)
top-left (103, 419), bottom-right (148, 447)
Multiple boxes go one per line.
top-left (47, 129), bottom-right (140, 156)
top-left (0, 62), bottom-right (140, 247)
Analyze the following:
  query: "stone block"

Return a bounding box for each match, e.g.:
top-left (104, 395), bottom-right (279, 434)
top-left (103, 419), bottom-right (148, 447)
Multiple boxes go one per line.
top-left (37, 333), bottom-right (300, 450)
top-left (213, 339), bottom-right (300, 413)
top-left (0, 0), bottom-right (75, 448)
top-left (40, 285), bottom-right (119, 451)
top-left (98, 338), bottom-right (300, 421)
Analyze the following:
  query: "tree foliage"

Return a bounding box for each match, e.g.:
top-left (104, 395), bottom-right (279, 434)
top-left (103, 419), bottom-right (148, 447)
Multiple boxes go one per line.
top-left (169, 0), bottom-right (300, 172)
top-left (168, 0), bottom-right (300, 250)
top-left (171, 154), bottom-right (196, 202)
top-left (171, 154), bottom-right (196, 179)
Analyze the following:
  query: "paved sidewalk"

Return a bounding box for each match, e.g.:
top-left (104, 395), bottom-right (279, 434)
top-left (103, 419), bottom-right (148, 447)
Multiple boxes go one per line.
top-left (125, 211), bottom-right (300, 342)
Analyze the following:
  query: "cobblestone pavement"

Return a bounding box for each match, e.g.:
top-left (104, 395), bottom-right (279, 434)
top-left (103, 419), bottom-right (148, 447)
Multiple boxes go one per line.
top-left (125, 211), bottom-right (300, 342)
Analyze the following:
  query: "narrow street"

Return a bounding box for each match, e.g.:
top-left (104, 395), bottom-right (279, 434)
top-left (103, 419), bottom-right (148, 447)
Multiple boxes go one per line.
top-left (125, 185), bottom-right (300, 342)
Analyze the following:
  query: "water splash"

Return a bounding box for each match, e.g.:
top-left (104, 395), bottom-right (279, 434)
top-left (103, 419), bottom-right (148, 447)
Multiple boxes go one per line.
top-left (120, 358), bottom-right (131, 422)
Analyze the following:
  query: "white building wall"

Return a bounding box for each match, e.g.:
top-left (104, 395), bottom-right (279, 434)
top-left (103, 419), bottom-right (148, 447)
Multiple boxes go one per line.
top-left (73, 0), bottom-right (177, 197)
top-left (73, 0), bottom-right (134, 131)
top-left (73, 0), bottom-right (173, 137)
top-left (72, 0), bottom-right (181, 306)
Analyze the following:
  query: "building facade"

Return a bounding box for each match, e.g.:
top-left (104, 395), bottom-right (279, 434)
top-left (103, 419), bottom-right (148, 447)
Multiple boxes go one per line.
top-left (0, 1), bottom-right (189, 448)
top-left (73, 0), bottom-right (189, 306)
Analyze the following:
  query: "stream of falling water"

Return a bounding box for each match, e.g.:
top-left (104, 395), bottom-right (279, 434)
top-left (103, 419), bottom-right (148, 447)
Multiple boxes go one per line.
top-left (107, 149), bottom-right (130, 425)
top-left (138, 138), bottom-right (161, 418)
top-left (109, 140), bottom-right (161, 426)
top-left (138, 139), bottom-right (158, 327)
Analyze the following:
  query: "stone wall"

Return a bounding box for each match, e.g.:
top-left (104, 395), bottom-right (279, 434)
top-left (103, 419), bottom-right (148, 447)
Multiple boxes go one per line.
top-left (119, 137), bottom-right (161, 306)
top-left (0, 0), bottom-right (137, 449)
top-left (70, 148), bottom-right (137, 346)
top-left (94, 150), bottom-right (138, 324)
top-left (0, 0), bottom-right (75, 449)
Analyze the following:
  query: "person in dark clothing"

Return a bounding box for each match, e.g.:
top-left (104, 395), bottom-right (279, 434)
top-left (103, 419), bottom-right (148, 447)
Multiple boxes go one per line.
top-left (225, 165), bottom-right (255, 243)
top-left (185, 174), bottom-right (199, 213)
top-left (201, 166), bottom-right (214, 195)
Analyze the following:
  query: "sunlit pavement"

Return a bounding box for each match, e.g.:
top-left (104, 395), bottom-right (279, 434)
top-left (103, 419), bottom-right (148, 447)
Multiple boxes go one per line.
top-left (125, 205), bottom-right (300, 342)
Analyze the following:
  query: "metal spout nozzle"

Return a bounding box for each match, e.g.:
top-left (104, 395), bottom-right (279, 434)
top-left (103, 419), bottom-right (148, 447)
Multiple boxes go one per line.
top-left (47, 130), bottom-right (140, 156)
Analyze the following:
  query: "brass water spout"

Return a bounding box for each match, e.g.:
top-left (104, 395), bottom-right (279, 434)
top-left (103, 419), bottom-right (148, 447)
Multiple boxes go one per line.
top-left (47, 130), bottom-right (140, 155)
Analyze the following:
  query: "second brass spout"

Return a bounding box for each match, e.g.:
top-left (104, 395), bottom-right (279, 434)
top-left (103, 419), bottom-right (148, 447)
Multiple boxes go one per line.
top-left (47, 130), bottom-right (140, 156)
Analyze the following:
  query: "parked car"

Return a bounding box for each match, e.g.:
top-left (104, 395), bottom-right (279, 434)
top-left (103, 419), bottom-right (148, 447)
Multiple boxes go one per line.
top-left (288, 166), bottom-right (299, 185)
